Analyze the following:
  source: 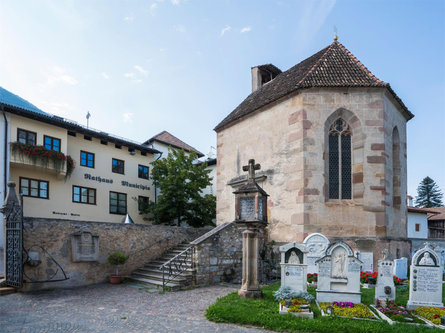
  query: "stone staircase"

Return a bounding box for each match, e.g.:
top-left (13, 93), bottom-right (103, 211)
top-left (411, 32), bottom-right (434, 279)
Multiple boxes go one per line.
top-left (127, 243), bottom-right (194, 290)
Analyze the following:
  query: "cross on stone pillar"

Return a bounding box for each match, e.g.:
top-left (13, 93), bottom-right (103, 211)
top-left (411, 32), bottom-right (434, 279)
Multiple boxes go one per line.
top-left (242, 159), bottom-right (261, 181)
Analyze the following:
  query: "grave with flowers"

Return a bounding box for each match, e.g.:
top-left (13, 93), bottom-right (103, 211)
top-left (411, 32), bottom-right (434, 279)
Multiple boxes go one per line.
top-left (318, 301), bottom-right (379, 320)
top-left (371, 300), bottom-right (430, 326)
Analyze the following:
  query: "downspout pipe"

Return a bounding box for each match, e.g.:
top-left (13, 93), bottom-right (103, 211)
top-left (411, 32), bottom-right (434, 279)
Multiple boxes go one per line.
top-left (1, 104), bottom-right (8, 199)
top-left (154, 151), bottom-right (163, 203)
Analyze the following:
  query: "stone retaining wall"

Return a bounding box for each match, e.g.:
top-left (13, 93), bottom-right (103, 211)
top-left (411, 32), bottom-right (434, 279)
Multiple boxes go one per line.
top-left (22, 217), bottom-right (209, 291)
top-left (192, 222), bottom-right (277, 285)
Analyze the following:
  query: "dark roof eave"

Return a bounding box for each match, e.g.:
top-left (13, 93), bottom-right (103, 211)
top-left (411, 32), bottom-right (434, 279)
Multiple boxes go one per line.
top-left (3, 103), bottom-right (160, 155)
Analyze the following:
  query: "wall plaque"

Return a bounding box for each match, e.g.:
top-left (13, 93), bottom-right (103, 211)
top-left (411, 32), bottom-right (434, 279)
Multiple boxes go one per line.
top-left (71, 230), bottom-right (99, 262)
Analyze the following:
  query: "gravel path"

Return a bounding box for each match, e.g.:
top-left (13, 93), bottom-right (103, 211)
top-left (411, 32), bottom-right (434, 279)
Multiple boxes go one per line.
top-left (0, 283), bottom-right (273, 333)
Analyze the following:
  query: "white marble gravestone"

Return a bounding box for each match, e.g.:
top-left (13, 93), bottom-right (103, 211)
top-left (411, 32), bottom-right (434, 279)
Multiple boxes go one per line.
top-left (316, 242), bottom-right (362, 303)
top-left (357, 252), bottom-right (373, 272)
top-left (393, 257), bottom-right (408, 279)
top-left (375, 259), bottom-right (395, 303)
top-left (279, 242), bottom-right (308, 293)
top-left (407, 243), bottom-right (444, 309)
top-left (303, 233), bottom-right (329, 274)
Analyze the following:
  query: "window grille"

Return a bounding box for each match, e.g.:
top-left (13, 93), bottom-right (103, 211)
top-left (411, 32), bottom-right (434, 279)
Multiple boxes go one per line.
top-left (328, 118), bottom-right (352, 199)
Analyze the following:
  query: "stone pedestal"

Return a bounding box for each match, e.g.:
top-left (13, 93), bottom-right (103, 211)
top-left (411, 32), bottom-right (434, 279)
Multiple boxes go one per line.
top-left (238, 228), bottom-right (263, 298)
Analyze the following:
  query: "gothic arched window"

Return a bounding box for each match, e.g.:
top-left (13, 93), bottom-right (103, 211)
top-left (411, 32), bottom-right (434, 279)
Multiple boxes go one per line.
top-left (328, 118), bottom-right (352, 199)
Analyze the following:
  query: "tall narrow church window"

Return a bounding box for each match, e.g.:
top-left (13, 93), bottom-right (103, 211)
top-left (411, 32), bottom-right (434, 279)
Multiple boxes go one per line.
top-left (328, 118), bottom-right (352, 199)
top-left (392, 127), bottom-right (401, 207)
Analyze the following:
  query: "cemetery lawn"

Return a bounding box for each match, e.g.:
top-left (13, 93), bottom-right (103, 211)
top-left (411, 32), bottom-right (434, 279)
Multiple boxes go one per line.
top-left (206, 283), bottom-right (444, 333)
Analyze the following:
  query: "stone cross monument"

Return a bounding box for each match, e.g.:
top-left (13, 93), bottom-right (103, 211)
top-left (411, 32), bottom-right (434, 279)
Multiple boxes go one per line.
top-left (234, 159), bottom-right (268, 298)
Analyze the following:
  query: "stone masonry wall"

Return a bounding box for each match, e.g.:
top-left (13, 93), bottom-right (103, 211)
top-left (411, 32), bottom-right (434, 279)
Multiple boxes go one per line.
top-left (192, 222), bottom-right (243, 285)
top-left (22, 218), bottom-right (209, 291)
top-left (192, 222), bottom-right (277, 285)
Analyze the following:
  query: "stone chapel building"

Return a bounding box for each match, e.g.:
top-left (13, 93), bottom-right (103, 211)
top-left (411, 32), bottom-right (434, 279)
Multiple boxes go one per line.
top-left (214, 39), bottom-right (414, 260)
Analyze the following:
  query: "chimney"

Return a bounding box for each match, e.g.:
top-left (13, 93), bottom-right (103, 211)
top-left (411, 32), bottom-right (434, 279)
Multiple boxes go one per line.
top-left (251, 64), bottom-right (282, 92)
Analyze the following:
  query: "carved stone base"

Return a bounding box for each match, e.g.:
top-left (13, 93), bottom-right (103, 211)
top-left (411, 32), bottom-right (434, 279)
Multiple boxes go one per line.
top-left (238, 288), bottom-right (263, 299)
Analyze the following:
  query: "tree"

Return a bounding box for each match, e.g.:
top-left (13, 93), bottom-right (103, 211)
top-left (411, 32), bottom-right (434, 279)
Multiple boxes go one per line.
top-left (146, 148), bottom-right (216, 227)
top-left (415, 176), bottom-right (444, 208)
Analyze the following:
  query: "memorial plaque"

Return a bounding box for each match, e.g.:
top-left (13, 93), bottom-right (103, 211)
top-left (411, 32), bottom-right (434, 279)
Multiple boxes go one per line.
top-left (303, 233), bottom-right (329, 274)
top-left (240, 197), bottom-right (255, 220)
top-left (358, 252), bottom-right (373, 272)
top-left (375, 260), bottom-right (395, 302)
top-left (393, 257), bottom-right (408, 279)
top-left (407, 243), bottom-right (444, 309)
top-left (71, 230), bottom-right (99, 262)
top-left (279, 242), bottom-right (308, 293)
top-left (316, 242), bottom-right (363, 304)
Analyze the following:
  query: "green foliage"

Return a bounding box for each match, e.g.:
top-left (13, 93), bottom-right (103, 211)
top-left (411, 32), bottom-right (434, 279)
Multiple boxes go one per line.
top-left (206, 283), bottom-right (442, 333)
top-left (415, 176), bottom-right (444, 207)
top-left (273, 286), bottom-right (315, 303)
top-left (107, 252), bottom-right (128, 265)
top-left (108, 251), bottom-right (128, 276)
top-left (146, 149), bottom-right (216, 227)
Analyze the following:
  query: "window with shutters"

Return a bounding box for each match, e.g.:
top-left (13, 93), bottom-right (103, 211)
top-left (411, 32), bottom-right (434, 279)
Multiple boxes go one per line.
top-left (328, 118), bottom-right (352, 199)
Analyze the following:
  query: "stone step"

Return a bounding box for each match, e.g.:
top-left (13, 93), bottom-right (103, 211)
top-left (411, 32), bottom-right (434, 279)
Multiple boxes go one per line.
top-left (150, 260), bottom-right (192, 267)
top-left (141, 265), bottom-right (194, 273)
top-left (131, 271), bottom-right (191, 283)
top-left (0, 287), bottom-right (16, 296)
top-left (126, 276), bottom-right (183, 289)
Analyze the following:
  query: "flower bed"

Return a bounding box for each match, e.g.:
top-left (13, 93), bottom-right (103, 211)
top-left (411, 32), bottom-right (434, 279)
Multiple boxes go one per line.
top-left (360, 271), bottom-right (377, 285)
top-left (279, 298), bottom-right (314, 319)
top-left (415, 306), bottom-right (445, 326)
top-left (373, 300), bottom-right (426, 325)
top-left (319, 302), bottom-right (377, 319)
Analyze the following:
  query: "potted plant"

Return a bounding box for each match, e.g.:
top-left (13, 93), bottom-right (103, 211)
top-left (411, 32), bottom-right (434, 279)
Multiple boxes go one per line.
top-left (108, 252), bottom-right (128, 284)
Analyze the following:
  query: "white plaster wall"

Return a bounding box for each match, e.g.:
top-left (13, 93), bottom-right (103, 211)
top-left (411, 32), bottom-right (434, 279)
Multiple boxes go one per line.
top-left (202, 164), bottom-right (216, 196)
top-left (407, 212), bottom-right (428, 239)
top-left (0, 112), bottom-right (10, 249)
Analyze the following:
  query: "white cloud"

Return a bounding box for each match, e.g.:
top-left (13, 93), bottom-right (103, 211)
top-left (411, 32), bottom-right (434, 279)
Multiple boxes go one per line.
top-left (122, 112), bottom-right (134, 123)
top-left (171, 0), bottom-right (180, 5)
top-left (124, 16), bottom-right (134, 22)
top-left (124, 72), bottom-right (135, 79)
top-left (240, 26), bottom-right (251, 33)
top-left (134, 65), bottom-right (148, 76)
top-left (220, 25), bottom-right (232, 37)
top-left (150, 3), bottom-right (158, 16)
top-left (174, 25), bottom-right (186, 33)
top-left (159, 47), bottom-right (167, 52)
top-left (45, 66), bottom-right (78, 86)
top-left (101, 72), bottom-right (110, 80)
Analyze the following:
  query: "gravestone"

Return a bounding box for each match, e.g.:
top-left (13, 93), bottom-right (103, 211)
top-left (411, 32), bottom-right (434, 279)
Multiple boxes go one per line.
top-left (279, 242), bottom-right (308, 293)
top-left (71, 230), bottom-right (99, 262)
top-left (357, 252), bottom-right (373, 272)
top-left (375, 254), bottom-right (395, 303)
top-left (303, 233), bottom-right (329, 274)
top-left (407, 243), bottom-right (444, 309)
top-left (316, 242), bottom-right (362, 303)
top-left (393, 257), bottom-right (408, 279)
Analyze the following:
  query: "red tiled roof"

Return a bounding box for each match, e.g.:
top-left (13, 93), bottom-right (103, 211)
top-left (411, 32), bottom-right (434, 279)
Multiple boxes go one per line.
top-left (408, 206), bottom-right (438, 214)
top-left (145, 131), bottom-right (204, 157)
top-left (215, 41), bottom-right (414, 131)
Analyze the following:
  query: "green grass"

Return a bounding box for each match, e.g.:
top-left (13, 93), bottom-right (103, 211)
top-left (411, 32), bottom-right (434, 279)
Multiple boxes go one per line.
top-left (206, 283), bottom-right (443, 333)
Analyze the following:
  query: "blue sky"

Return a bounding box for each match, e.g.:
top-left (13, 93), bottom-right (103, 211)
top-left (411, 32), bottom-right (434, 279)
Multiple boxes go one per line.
top-left (0, 0), bottom-right (444, 198)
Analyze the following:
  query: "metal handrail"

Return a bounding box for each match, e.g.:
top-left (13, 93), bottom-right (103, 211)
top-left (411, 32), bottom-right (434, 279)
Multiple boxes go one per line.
top-left (159, 246), bottom-right (194, 291)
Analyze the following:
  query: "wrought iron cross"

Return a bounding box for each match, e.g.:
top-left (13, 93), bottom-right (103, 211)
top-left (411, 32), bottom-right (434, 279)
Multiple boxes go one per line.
top-left (242, 159), bottom-right (261, 181)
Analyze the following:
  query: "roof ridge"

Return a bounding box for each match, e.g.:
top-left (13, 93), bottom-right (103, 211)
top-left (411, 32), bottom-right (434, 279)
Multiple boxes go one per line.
top-left (295, 42), bottom-right (336, 87)
top-left (335, 41), bottom-right (387, 85)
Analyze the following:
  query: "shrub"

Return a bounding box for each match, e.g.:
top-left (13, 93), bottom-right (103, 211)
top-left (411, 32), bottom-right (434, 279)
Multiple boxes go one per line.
top-left (108, 252), bottom-right (128, 276)
top-left (273, 285), bottom-right (315, 303)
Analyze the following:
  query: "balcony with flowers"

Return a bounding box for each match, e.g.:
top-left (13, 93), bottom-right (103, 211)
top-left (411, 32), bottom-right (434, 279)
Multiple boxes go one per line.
top-left (10, 142), bottom-right (75, 179)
